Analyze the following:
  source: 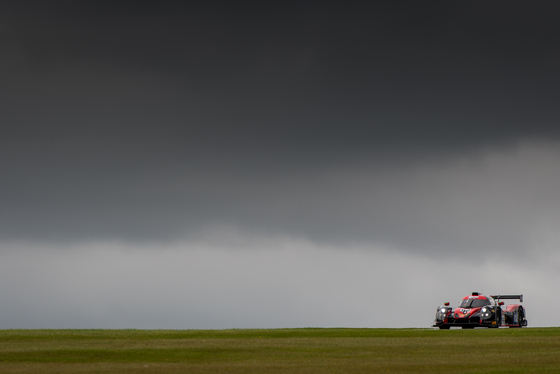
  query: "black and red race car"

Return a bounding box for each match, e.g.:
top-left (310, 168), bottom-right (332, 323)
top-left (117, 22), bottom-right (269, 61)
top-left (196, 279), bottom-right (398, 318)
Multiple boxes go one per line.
top-left (433, 292), bottom-right (527, 329)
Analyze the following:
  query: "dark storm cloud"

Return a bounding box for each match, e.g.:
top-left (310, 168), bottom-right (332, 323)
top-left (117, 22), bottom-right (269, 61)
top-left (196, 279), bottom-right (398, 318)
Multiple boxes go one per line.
top-left (2, 2), bottom-right (560, 253)
top-left (4, 1), bottom-right (560, 145)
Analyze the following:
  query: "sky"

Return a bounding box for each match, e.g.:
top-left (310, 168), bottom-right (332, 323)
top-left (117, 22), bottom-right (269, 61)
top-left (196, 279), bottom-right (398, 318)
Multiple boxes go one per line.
top-left (1, 1), bottom-right (560, 328)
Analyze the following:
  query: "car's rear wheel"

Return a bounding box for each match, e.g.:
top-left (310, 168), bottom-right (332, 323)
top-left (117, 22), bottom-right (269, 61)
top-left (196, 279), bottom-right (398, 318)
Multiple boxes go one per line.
top-left (509, 307), bottom-right (524, 328)
top-left (517, 307), bottom-right (525, 327)
top-left (439, 326), bottom-right (450, 330)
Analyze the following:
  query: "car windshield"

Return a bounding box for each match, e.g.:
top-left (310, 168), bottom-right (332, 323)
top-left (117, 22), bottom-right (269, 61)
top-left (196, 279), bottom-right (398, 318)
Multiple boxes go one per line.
top-left (459, 298), bottom-right (490, 308)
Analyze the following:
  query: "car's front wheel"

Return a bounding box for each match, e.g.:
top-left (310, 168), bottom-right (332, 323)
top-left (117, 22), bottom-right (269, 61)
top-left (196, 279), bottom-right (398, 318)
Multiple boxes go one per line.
top-left (490, 307), bottom-right (502, 328)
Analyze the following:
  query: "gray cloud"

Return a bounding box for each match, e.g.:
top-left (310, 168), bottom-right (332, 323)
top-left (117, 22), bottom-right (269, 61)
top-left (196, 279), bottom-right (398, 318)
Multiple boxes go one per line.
top-left (3, 139), bottom-right (560, 259)
top-left (0, 238), bottom-right (556, 328)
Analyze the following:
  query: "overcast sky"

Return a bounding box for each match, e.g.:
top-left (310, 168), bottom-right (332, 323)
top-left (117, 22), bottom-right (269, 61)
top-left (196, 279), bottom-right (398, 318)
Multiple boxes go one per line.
top-left (1, 1), bottom-right (560, 329)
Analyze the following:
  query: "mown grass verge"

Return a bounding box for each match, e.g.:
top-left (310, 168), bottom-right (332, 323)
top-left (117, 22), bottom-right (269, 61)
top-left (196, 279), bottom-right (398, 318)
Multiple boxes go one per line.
top-left (0, 327), bottom-right (559, 373)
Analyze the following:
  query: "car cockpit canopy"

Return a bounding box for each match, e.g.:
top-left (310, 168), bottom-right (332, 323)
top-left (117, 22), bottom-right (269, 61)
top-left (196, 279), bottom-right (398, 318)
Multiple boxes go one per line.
top-left (458, 294), bottom-right (494, 308)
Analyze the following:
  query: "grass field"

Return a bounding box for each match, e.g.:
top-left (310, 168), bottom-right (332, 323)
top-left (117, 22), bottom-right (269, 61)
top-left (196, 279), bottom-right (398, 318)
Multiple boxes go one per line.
top-left (1, 327), bottom-right (559, 373)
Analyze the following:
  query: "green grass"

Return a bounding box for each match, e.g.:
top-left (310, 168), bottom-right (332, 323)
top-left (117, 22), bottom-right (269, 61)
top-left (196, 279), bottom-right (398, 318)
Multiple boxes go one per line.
top-left (1, 328), bottom-right (559, 373)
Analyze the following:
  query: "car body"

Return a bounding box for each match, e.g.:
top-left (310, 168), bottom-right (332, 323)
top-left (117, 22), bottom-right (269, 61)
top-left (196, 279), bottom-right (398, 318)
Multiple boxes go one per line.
top-left (433, 292), bottom-right (527, 329)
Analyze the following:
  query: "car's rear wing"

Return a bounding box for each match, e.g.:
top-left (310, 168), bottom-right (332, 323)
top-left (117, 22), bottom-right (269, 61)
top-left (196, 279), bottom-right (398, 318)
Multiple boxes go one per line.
top-left (490, 294), bottom-right (523, 302)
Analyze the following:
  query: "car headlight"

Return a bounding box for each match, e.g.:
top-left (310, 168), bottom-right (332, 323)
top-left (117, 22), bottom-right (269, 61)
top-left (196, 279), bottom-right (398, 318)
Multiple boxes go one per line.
top-left (436, 308), bottom-right (447, 321)
top-left (480, 307), bottom-right (492, 319)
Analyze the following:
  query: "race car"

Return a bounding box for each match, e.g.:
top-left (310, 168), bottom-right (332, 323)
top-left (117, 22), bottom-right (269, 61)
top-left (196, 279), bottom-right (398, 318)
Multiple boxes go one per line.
top-left (433, 292), bottom-right (527, 329)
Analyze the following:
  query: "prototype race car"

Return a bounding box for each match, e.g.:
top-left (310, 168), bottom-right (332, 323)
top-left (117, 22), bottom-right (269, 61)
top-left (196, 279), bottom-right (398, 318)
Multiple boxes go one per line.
top-left (433, 292), bottom-right (527, 329)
